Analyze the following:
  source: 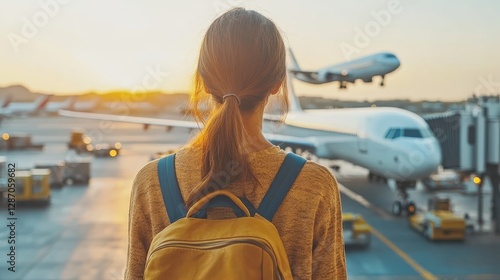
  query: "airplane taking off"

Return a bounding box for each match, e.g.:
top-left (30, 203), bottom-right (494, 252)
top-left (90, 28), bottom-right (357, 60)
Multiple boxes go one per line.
top-left (289, 49), bottom-right (400, 89)
top-left (58, 54), bottom-right (439, 216)
top-left (0, 95), bottom-right (52, 117)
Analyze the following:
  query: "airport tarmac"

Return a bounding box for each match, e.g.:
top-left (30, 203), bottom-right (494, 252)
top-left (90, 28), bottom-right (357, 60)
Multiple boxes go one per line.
top-left (1, 116), bottom-right (500, 280)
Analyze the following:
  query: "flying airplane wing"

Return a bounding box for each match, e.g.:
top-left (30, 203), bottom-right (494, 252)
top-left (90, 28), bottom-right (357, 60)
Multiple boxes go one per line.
top-left (289, 70), bottom-right (319, 81)
top-left (289, 69), bottom-right (351, 84)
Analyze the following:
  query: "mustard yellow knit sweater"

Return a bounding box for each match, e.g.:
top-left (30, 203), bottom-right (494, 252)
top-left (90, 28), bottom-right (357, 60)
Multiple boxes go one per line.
top-left (125, 145), bottom-right (346, 279)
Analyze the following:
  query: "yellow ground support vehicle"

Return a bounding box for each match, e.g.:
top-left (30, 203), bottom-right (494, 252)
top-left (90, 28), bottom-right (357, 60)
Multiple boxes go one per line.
top-left (409, 197), bottom-right (466, 241)
top-left (342, 213), bottom-right (371, 248)
top-left (11, 169), bottom-right (51, 206)
top-left (68, 130), bottom-right (121, 158)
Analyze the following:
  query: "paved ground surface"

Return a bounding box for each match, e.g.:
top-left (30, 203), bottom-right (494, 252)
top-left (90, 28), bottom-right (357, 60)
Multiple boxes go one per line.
top-left (0, 116), bottom-right (499, 280)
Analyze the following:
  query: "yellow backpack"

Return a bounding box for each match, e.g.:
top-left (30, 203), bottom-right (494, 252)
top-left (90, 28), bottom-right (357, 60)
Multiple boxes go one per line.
top-left (145, 153), bottom-right (306, 280)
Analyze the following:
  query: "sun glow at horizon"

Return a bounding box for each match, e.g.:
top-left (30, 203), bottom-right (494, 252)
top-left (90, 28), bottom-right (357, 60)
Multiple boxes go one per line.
top-left (1, 0), bottom-right (499, 102)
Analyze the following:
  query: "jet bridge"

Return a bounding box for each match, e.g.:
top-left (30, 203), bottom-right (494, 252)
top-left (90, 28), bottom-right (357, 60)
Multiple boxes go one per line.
top-left (424, 95), bottom-right (500, 234)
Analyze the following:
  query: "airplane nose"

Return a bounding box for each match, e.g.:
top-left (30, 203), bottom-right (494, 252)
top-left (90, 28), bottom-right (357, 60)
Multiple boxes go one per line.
top-left (411, 139), bottom-right (441, 178)
top-left (396, 139), bottom-right (440, 180)
top-left (392, 58), bottom-right (401, 70)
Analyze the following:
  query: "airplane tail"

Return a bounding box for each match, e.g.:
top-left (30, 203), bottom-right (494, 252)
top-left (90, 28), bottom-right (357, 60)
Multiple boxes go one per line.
top-left (286, 70), bottom-right (302, 112)
top-left (286, 49), bottom-right (303, 112)
top-left (62, 96), bottom-right (77, 110)
top-left (34, 95), bottom-right (52, 112)
top-left (288, 48), bottom-right (301, 71)
top-left (2, 95), bottom-right (12, 108)
top-left (263, 49), bottom-right (303, 116)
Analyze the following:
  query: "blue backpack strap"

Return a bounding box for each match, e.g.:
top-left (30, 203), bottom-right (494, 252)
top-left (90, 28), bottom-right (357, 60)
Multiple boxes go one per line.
top-left (157, 153), bottom-right (187, 223)
top-left (257, 153), bottom-right (307, 221)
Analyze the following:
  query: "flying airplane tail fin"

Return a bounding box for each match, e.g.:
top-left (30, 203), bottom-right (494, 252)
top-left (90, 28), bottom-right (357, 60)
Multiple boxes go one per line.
top-left (288, 48), bottom-right (301, 71)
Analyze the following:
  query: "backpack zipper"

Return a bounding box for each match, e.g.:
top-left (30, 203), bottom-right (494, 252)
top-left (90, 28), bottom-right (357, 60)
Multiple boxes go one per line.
top-left (147, 238), bottom-right (284, 280)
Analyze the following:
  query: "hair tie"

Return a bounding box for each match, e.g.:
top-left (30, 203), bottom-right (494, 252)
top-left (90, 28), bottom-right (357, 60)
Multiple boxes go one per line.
top-left (222, 93), bottom-right (241, 105)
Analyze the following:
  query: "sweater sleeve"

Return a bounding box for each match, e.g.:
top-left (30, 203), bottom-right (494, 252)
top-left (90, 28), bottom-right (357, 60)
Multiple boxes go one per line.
top-left (311, 166), bottom-right (347, 279)
top-left (125, 168), bottom-right (154, 280)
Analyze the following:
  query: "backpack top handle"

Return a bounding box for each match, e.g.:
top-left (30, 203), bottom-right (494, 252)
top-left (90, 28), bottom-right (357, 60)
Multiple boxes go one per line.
top-left (186, 190), bottom-right (251, 218)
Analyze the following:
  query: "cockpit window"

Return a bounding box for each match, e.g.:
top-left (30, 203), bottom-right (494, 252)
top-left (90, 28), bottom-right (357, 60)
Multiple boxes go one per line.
top-left (385, 128), bottom-right (432, 140)
top-left (393, 129), bottom-right (401, 139)
top-left (384, 128), bottom-right (401, 139)
top-left (421, 129), bottom-right (433, 138)
top-left (384, 128), bottom-right (395, 139)
top-left (403, 129), bottom-right (422, 138)
top-left (384, 53), bottom-right (396, 58)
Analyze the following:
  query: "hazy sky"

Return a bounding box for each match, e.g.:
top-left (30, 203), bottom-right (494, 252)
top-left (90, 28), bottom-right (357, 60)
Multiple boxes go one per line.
top-left (1, 0), bottom-right (499, 101)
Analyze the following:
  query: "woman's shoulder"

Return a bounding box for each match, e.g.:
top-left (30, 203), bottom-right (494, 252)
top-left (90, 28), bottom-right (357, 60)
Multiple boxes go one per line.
top-left (133, 146), bottom-right (200, 188)
top-left (296, 159), bottom-right (339, 196)
top-left (251, 147), bottom-right (339, 195)
top-left (132, 158), bottom-right (160, 195)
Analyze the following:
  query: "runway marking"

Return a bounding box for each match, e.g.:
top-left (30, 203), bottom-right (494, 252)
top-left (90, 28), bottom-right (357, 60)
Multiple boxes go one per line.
top-left (338, 183), bottom-right (372, 207)
top-left (338, 183), bottom-right (393, 219)
top-left (338, 183), bottom-right (438, 280)
top-left (370, 227), bottom-right (438, 280)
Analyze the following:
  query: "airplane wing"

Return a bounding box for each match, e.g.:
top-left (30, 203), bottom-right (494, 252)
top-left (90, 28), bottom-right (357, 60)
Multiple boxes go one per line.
top-left (289, 69), bottom-right (351, 84)
top-left (59, 109), bottom-right (352, 159)
top-left (58, 110), bottom-right (202, 130)
top-left (265, 133), bottom-right (356, 158)
top-left (289, 70), bottom-right (321, 84)
top-left (264, 133), bottom-right (317, 152)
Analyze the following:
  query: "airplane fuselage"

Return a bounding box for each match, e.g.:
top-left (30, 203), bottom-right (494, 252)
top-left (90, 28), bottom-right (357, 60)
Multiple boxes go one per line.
top-left (265, 107), bottom-right (441, 181)
top-left (291, 52), bottom-right (401, 86)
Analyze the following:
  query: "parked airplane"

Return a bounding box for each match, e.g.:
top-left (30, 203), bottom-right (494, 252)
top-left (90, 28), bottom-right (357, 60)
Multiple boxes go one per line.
top-left (45, 96), bottom-right (77, 113)
top-left (0, 96), bottom-right (12, 124)
top-left (0, 95), bottom-right (52, 116)
top-left (1, 96), bottom-right (12, 109)
top-left (73, 98), bottom-right (99, 112)
top-left (59, 69), bottom-right (440, 215)
top-left (289, 49), bottom-right (400, 89)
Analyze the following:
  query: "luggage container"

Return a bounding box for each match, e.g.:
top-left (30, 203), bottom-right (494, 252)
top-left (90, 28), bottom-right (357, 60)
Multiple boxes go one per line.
top-left (13, 169), bottom-right (51, 206)
top-left (34, 161), bottom-right (66, 189)
top-left (63, 158), bottom-right (91, 185)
